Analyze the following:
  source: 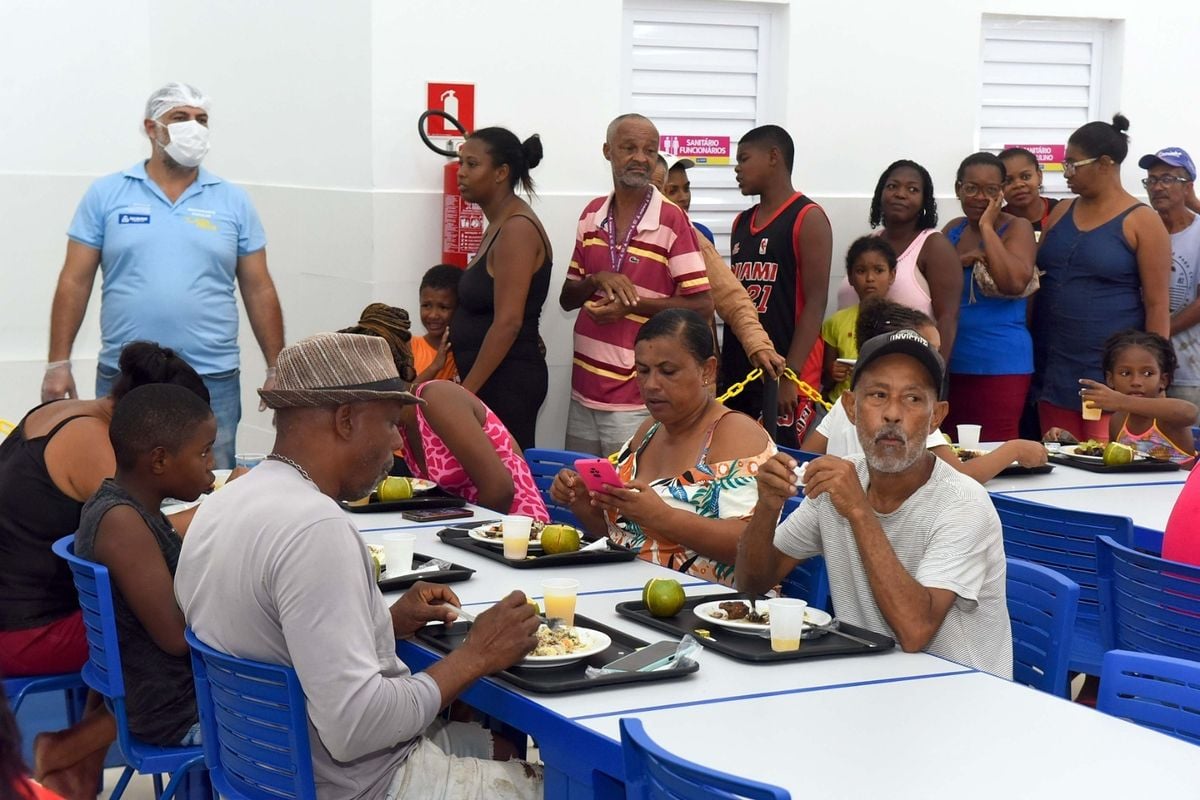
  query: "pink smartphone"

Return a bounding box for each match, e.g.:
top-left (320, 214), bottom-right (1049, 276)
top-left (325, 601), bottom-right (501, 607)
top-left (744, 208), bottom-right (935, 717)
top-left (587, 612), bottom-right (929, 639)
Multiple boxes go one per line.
top-left (574, 458), bottom-right (624, 494)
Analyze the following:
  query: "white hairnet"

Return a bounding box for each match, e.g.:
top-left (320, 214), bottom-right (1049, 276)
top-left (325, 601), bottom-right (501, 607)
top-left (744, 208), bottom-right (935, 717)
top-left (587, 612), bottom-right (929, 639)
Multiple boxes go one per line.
top-left (144, 82), bottom-right (211, 122)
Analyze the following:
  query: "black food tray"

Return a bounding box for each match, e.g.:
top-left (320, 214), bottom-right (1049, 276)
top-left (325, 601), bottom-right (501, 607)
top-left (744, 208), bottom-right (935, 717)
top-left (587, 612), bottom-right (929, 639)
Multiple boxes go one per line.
top-left (414, 613), bottom-right (698, 693)
top-left (1048, 453), bottom-right (1179, 474)
top-left (343, 494), bottom-right (468, 514)
top-left (437, 524), bottom-right (637, 568)
top-left (377, 553), bottom-right (474, 592)
top-left (615, 592), bottom-right (894, 662)
top-left (997, 464), bottom-right (1054, 477)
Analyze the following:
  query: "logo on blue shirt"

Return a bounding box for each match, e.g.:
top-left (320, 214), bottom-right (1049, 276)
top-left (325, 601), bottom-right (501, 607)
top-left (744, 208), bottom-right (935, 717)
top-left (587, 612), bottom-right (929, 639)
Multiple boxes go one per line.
top-left (118, 213), bottom-right (150, 224)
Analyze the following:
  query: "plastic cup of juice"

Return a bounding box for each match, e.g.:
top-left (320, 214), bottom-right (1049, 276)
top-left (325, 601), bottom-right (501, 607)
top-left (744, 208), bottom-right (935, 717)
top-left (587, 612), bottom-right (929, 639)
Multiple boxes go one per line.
top-left (1082, 398), bottom-right (1103, 421)
top-left (767, 598), bottom-right (808, 652)
top-left (502, 516), bottom-right (533, 560)
top-left (540, 578), bottom-right (580, 627)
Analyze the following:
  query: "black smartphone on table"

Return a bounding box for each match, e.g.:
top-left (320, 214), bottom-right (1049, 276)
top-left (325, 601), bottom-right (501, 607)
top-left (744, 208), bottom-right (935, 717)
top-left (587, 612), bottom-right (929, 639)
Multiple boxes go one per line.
top-left (400, 508), bottom-right (475, 522)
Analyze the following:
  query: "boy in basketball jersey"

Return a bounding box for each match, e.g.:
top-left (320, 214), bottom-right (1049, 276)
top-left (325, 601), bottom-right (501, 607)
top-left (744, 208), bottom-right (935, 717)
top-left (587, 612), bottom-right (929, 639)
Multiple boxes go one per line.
top-left (720, 125), bottom-right (831, 447)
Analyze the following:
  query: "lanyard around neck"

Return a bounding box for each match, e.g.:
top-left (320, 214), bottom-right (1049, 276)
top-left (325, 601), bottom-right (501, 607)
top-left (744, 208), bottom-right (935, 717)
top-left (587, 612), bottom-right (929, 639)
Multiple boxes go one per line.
top-left (606, 188), bottom-right (653, 274)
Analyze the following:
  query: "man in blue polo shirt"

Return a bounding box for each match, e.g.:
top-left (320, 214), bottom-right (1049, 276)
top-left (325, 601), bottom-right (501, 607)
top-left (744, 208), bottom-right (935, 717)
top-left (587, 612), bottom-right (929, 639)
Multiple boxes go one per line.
top-left (43, 82), bottom-right (284, 467)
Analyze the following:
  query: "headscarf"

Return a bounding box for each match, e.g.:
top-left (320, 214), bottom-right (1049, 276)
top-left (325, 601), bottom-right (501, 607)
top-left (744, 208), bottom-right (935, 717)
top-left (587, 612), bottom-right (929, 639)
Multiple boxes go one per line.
top-left (338, 303), bottom-right (417, 382)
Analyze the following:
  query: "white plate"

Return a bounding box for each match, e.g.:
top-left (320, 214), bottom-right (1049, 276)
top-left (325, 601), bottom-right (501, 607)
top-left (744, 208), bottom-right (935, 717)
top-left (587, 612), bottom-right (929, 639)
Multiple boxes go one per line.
top-left (408, 478), bottom-right (437, 493)
top-left (519, 627), bottom-right (612, 668)
top-left (1061, 444), bottom-right (1145, 463)
top-left (836, 357), bottom-right (857, 366)
top-left (693, 599), bottom-right (832, 636)
top-left (467, 522), bottom-right (543, 551)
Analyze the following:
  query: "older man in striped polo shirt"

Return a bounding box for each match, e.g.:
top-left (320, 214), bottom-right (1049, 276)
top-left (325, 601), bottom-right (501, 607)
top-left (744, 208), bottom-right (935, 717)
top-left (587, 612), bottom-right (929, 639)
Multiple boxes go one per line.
top-left (559, 113), bottom-right (713, 456)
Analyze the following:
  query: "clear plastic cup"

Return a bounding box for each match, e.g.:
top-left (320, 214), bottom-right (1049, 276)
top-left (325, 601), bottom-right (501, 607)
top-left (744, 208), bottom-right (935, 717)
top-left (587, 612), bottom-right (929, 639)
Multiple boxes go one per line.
top-left (235, 452), bottom-right (267, 469)
top-left (382, 533), bottom-right (415, 575)
top-left (767, 598), bottom-right (808, 652)
top-left (1082, 398), bottom-right (1103, 421)
top-left (502, 516), bottom-right (533, 560)
top-left (540, 578), bottom-right (580, 627)
top-left (956, 424), bottom-right (982, 450)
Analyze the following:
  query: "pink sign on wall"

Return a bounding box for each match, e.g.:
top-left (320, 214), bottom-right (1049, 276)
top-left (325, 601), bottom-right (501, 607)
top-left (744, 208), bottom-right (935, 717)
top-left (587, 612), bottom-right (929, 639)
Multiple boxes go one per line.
top-left (659, 135), bottom-right (731, 165)
top-left (1004, 143), bottom-right (1066, 172)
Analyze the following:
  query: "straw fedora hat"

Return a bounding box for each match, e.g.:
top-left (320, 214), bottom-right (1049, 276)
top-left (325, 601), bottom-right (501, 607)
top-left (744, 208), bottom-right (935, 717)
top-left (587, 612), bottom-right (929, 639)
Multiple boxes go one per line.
top-left (258, 332), bottom-right (422, 409)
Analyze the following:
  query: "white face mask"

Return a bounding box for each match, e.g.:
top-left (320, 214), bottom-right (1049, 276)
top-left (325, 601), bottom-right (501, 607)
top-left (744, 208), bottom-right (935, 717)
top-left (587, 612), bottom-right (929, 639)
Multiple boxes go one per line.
top-left (155, 120), bottom-right (210, 168)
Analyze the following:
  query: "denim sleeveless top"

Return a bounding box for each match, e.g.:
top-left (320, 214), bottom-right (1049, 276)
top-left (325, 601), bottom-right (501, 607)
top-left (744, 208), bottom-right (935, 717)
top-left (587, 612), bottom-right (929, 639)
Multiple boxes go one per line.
top-left (1032, 203), bottom-right (1146, 407)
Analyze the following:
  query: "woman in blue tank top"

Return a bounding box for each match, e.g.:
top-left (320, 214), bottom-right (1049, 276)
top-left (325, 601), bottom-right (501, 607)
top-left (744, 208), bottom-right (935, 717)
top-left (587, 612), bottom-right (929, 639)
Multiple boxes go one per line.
top-left (1033, 114), bottom-right (1172, 440)
top-left (942, 152), bottom-right (1038, 441)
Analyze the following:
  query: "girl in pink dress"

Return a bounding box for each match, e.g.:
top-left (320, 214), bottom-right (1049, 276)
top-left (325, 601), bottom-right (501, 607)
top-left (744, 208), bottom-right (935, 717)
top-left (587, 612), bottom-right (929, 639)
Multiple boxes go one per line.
top-left (341, 304), bottom-right (548, 520)
top-left (398, 380), bottom-right (548, 520)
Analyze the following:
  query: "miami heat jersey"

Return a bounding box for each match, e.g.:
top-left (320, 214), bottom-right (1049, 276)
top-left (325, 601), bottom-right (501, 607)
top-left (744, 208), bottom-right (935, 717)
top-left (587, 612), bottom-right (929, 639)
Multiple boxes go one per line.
top-left (719, 192), bottom-right (824, 447)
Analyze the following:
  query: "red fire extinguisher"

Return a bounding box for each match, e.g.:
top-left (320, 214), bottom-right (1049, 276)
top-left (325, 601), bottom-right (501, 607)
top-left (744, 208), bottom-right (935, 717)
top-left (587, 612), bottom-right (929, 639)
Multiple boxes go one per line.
top-left (418, 109), bottom-right (483, 268)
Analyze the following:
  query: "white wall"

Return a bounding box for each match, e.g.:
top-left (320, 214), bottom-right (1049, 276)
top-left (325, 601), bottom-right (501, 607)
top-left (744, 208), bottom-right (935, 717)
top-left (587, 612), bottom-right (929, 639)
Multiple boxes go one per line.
top-left (2, 0), bottom-right (1198, 449)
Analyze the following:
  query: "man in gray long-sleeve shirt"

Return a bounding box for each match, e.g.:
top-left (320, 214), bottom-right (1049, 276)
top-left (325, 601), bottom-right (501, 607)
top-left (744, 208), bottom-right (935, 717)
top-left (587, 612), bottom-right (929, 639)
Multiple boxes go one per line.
top-left (176, 333), bottom-right (543, 799)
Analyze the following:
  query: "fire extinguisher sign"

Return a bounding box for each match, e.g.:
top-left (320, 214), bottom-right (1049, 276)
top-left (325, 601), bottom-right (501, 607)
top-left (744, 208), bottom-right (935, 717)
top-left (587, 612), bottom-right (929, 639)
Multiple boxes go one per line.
top-left (426, 82), bottom-right (474, 135)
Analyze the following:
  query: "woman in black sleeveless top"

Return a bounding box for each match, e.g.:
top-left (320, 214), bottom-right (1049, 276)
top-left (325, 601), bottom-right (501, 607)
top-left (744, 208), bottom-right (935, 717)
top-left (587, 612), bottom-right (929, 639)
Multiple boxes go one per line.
top-left (450, 127), bottom-right (552, 450)
top-left (0, 342), bottom-right (206, 795)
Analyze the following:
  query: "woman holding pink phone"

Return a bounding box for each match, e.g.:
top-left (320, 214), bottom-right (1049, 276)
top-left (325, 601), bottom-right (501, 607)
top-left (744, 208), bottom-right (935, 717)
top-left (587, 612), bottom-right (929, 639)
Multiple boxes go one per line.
top-left (550, 309), bottom-right (774, 586)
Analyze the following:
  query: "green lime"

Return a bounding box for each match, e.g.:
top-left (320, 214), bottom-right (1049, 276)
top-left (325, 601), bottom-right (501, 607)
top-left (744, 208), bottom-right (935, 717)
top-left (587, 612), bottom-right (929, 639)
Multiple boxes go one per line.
top-left (643, 578), bottom-right (686, 618)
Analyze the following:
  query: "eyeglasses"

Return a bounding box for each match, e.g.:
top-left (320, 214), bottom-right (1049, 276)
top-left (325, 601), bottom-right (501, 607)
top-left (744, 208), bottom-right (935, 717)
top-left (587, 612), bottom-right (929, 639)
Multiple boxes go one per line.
top-left (959, 183), bottom-right (1003, 199)
top-left (1142, 175), bottom-right (1193, 188)
top-left (1061, 157), bottom-right (1099, 177)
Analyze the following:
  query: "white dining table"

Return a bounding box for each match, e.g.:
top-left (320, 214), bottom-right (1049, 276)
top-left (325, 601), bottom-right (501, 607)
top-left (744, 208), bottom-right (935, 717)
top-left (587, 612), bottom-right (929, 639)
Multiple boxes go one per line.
top-left (576, 669), bottom-right (1200, 798)
top-left (353, 503), bottom-right (1198, 798)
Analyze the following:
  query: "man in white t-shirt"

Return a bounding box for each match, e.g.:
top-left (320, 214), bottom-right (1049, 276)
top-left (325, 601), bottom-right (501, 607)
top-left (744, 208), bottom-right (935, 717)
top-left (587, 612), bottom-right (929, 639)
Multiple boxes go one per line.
top-left (737, 329), bottom-right (1012, 677)
top-left (1139, 146), bottom-right (1200, 421)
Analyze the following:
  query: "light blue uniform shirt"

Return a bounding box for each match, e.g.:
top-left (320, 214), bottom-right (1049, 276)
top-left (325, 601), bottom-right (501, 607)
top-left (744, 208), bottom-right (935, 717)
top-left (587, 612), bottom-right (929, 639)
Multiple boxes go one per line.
top-left (67, 162), bottom-right (267, 374)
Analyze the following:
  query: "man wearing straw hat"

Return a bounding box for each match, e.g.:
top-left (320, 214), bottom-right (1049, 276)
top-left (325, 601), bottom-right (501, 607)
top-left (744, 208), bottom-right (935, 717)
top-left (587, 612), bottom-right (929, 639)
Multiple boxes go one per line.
top-left (176, 332), bottom-right (543, 799)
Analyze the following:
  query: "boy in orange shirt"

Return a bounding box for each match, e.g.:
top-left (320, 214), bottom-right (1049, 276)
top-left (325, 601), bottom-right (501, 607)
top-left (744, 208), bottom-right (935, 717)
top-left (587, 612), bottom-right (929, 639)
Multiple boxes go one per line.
top-left (414, 264), bottom-right (460, 382)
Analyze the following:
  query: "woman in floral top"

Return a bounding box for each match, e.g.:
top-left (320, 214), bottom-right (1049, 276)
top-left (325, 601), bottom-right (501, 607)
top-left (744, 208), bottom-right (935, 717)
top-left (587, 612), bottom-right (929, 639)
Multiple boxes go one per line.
top-left (551, 309), bottom-right (774, 585)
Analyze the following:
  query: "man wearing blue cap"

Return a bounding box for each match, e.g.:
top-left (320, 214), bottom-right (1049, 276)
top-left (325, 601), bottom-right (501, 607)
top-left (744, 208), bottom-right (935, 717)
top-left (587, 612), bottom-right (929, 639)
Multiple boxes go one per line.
top-left (1140, 147), bottom-right (1200, 420)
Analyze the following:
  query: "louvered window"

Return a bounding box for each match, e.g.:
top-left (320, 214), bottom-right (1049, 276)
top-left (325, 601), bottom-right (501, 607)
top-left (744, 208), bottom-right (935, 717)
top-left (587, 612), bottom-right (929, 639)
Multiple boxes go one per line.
top-left (980, 15), bottom-right (1120, 194)
top-left (622, 2), bottom-right (775, 256)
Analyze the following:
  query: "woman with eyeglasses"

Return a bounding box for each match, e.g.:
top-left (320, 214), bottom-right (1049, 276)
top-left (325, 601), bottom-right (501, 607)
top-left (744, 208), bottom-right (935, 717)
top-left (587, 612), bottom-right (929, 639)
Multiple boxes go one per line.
top-left (999, 147), bottom-right (1060, 238)
top-left (940, 152), bottom-right (1038, 440)
top-left (836, 159), bottom-right (961, 359)
top-left (1032, 114), bottom-right (1172, 440)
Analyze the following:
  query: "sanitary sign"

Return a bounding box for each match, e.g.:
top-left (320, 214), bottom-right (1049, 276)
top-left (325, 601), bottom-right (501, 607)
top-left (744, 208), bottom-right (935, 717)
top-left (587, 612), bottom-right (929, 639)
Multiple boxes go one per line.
top-left (1004, 144), bottom-right (1066, 172)
top-left (660, 135), bottom-right (731, 166)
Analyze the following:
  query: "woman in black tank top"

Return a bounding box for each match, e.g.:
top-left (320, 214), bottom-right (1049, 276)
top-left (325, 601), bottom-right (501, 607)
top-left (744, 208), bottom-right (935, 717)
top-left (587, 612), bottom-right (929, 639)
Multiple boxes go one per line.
top-left (449, 127), bottom-right (553, 450)
top-left (0, 342), bottom-right (206, 794)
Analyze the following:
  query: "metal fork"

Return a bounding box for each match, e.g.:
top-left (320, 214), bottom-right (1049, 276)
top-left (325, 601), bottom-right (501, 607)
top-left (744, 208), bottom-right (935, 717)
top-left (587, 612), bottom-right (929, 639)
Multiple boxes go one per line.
top-left (443, 604), bottom-right (565, 630)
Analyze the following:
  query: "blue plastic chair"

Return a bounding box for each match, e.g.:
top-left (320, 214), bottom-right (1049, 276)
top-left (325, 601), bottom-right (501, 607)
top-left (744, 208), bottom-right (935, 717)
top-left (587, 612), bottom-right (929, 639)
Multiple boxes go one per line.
top-left (3, 673), bottom-right (87, 719)
top-left (991, 494), bottom-right (1134, 675)
top-left (620, 718), bottom-right (790, 799)
top-left (780, 557), bottom-right (831, 613)
top-left (1095, 535), bottom-right (1200, 662)
top-left (524, 447), bottom-right (600, 527)
top-left (185, 629), bottom-right (316, 800)
top-left (1006, 558), bottom-right (1080, 697)
top-left (1098, 650), bottom-right (1200, 745)
top-left (51, 536), bottom-right (204, 800)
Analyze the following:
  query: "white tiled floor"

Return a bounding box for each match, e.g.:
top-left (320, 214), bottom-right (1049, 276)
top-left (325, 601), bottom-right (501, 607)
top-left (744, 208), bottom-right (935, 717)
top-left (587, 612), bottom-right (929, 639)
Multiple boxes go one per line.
top-left (98, 769), bottom-right (157, 800)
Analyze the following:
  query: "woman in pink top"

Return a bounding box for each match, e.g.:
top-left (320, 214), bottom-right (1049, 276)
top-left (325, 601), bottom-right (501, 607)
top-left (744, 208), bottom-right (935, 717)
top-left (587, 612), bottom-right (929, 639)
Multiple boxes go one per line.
top-left (341, 306), bottom-right (549, 520)
top-left (1165, 466), bottom-right (1200, 566)
top-left (837, 160), bottom-right (961, 359)
top-left (398, 380), bottom-right (549, 520)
